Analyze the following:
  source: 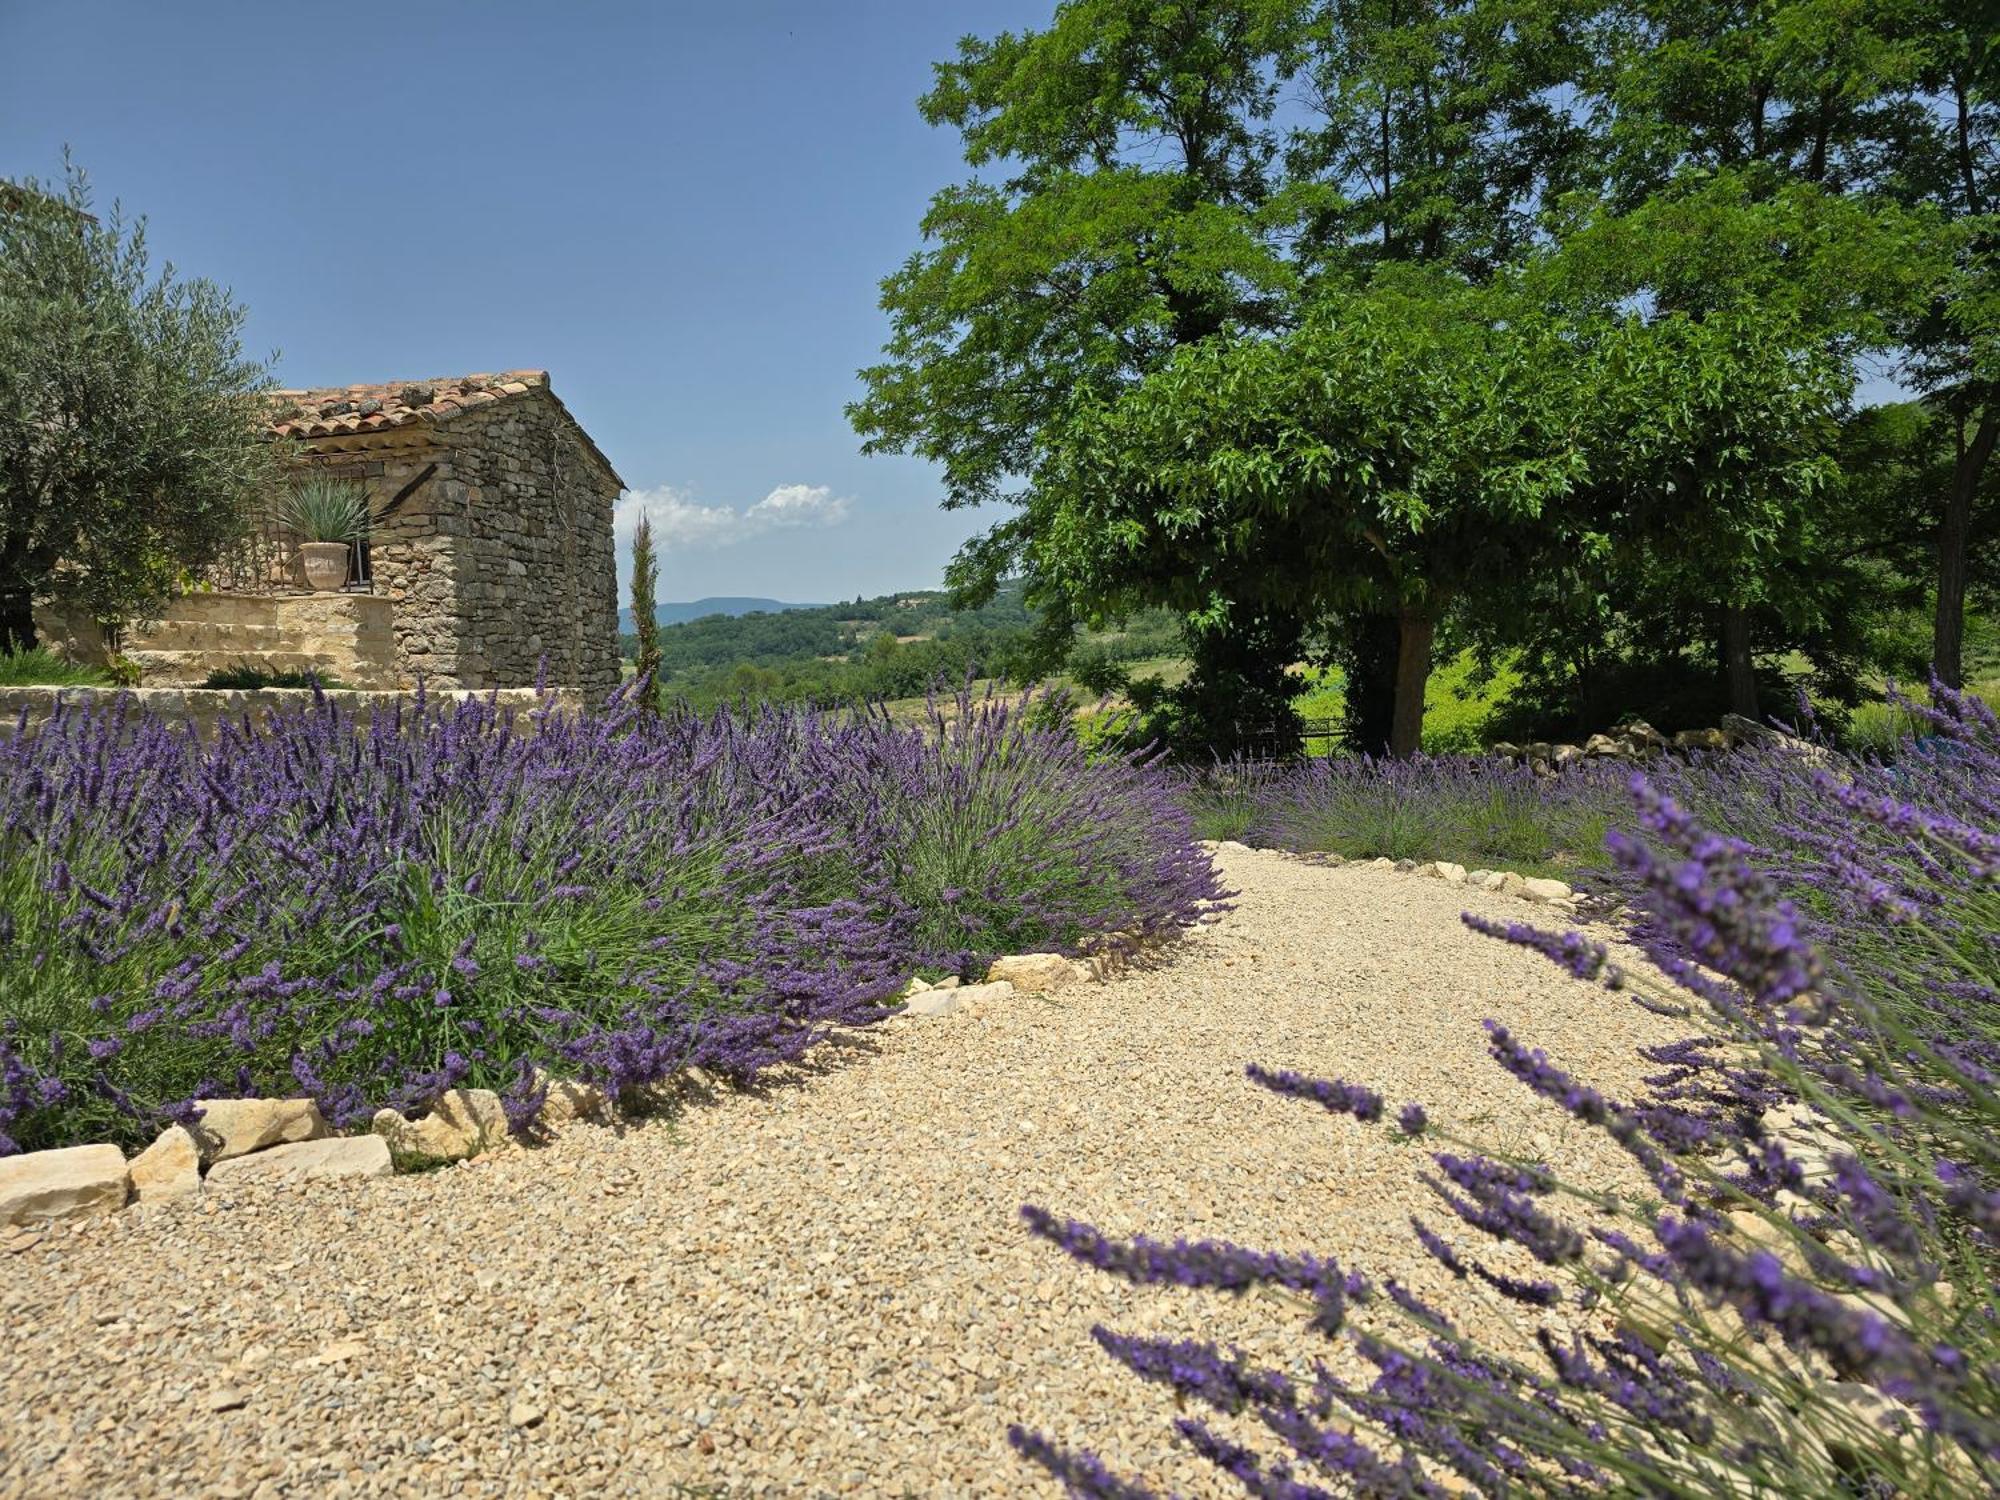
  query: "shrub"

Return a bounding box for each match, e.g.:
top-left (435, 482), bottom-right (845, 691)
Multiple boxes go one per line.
top-left (0, 646), bottom-right (111, 688)
top-left (0, 685), bottom-right (1223, 1154)
top-left (276, 476), bottom-right (369, 543)
top-left (1015, 688), bottom-right (1999, 1496)
top-left (814, 691), bottom-right (1224, 976)
top-left (200, 664), bottom-right (344, 690)
top-left (1217, 752), bottom-right (1629, 880)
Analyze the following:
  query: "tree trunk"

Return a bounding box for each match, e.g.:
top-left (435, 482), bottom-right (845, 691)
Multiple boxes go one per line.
top-left (1389, 605), bottom-right (1435, 758)
top-left (1721, 604), bottom-right (1759, 720)
top-left (0, 587), bottom-right (36, 656)
top-left (1934, 406), bottom-right (1997, 691)
top-left (1338, 611), bottom-right (1399, 757)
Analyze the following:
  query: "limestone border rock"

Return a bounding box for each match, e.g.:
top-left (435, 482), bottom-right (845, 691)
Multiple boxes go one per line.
top-left (190, 1098), bottom-right (330, 1163)
top-left (128, 1126), bottom-right (201, 1202)
top-left (984, 953), bottom-right (1081, 994)
top-left (0, 1144), bottom-right (129, 1227)
top-left (904, 980), bottom-right (1015, 1018)
top-left (371, 1088), bottom-right (512, 1166)
top-left (2, 1061), bottom-right (722, 1231)
top-left (1239, 843), bottom-right (1592, 917)
top-left (206, 1135), bottom-right (393, 1185)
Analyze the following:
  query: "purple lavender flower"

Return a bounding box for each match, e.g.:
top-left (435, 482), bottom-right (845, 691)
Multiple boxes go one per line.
top-left (1019, 1206), bottom-right (1368, 1333)
top-left (1005, 1427), bottom-right (1169, 1500)
top-left (1247, 1063), bottom-right (1383, 1122)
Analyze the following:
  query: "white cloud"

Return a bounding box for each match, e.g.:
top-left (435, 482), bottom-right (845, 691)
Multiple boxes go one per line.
top-left (615, 482), bottom-right (853, 558)
top-left (745, 483), bottom-right (852, 529)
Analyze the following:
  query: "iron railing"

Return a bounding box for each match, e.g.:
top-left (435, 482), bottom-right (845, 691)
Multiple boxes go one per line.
top-left (205, 512), bottom-right (374, 595)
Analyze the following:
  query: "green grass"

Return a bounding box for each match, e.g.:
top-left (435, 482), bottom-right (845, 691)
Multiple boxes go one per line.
top-left (1290, 653), bottom-right (1521, 754)
top-left (1186, 755), bottom-right (1626, 882)
top-left (1844, 674), bottom-right (2000, 759)
top-left (1265, 794), bottom-right (1616, 881)
top-left (0, 647), bottom-right (114, 688)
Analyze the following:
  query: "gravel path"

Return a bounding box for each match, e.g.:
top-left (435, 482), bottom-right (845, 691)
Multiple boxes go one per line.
top-left (0, 846), bottom-right (1689, 1499)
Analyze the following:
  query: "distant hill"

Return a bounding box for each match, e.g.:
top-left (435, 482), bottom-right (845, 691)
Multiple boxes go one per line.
top-left (620, 597), bottom-right (826, 630)
top-left (614, 579), bottom-right (1182, 711)
top-left (624, 586), bottom-right (1031, 673)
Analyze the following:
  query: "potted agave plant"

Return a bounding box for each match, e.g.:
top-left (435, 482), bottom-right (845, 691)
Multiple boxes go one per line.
top-left (278, 475), bottom-right (369, 591)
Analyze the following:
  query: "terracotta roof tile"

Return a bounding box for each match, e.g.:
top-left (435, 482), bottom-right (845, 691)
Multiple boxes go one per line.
top-left (265, 369), bottom-right (551, 440)
top-left (265, 369), bottom-right (624, 487)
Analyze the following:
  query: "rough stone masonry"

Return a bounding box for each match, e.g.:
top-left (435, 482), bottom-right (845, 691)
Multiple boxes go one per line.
top-left (265, 371), bottom-right (623, 696)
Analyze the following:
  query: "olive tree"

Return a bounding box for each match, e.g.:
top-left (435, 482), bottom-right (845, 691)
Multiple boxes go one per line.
top-left (0, 160), bottom-right (274, 653)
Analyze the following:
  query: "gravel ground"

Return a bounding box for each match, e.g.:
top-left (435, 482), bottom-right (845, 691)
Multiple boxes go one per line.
top-left (0, 845), bottom-right (1691, 1499)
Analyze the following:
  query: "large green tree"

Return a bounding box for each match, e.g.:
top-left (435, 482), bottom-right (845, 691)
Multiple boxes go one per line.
top-left (853, 0), bottom-right (1595, 754)
top-left (1031, 271), bottom-right (1591, 755)
top-left (861, 0), bottom-right (1984, 752)
top-left (1898, 0), bottom-right (1999, 687)
top-left (1502, 173), bottom-right (1952, 721)
top-left (1587, 0), bottom-right (1998, 689)
top-left (0, 161), bottom-right (274, 653)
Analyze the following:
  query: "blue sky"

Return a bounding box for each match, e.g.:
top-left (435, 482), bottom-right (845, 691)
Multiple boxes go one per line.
top-left (1, 2), bottom-right (1054, 602)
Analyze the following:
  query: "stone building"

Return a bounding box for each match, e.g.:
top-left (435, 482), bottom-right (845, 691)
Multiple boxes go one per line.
top-left (257, 371), bottom-right (624, 695)
top-left (44, 371), bottom-right (623, 696)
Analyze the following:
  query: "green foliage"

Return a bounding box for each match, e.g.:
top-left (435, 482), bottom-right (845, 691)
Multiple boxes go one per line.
top-left (615, 579), bottom-right (1188, 715)
top-left (1029, 269), bottom-right (1598, 754)
top-left (0, 158), bottom-right (276, 650)
top-left (0, 646), bottom-right (111, 687)
top-left (276, 475), bottom-right (369, 544)
top-left (1126, 605), bottom-right (1309, 760)
top-left (860, 0), bottom-right (1998, 753)
top-left (200, 664), bottom-right (343, 690)
top-left (851, 1), bottom-right (1323, 751)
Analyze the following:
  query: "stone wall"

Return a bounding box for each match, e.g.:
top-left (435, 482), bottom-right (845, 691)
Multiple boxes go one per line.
top-left (441, 395), bottom-right (620, 697)
top-left (337, 394), bottom-right (617, 696)
top-left (34, 594), bottom-right (396, 688)
top-left (0, 686), bottom-right (582, 743)
top-left (338, 438), bottom-right (469, 689)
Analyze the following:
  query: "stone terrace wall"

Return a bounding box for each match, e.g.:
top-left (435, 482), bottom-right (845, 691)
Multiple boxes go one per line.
top-left (0, 686), bottom-right (584, 743)
top-left (441, 394), bottom-right (620, 698)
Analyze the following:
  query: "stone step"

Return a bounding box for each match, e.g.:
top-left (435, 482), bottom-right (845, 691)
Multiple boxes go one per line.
top-left (129, 619), bottom-right (290, 653)
top-left (134, 621), bottom-right (393, 655)
top-left (124, 649), bottom-right (377, 687)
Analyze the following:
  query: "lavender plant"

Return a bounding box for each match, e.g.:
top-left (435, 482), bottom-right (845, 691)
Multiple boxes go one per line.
top-left (821, 690), bottom-right (1223, 976)
top-left (1188, 752), bottom-right (1630, 881)
top-left (1018, 688), bottom-right (1999, 1496)
top-left (0, 684), bottom-right (1223, 1153)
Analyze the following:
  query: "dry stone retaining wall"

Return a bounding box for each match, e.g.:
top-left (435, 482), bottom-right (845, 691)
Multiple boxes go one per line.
top-left (0, 685), bottom-right (584, 741)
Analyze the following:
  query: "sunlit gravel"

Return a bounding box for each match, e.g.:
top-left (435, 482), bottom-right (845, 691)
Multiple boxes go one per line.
top-left (0, 845), bottom-right (1686, 1498)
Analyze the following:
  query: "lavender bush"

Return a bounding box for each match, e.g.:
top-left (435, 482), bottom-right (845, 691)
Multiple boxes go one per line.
top-left (830, 691), bottom-right (1222, 974)
top-left (1186, 753), bottom-right (1630, 881)
top-left (0, 684), bottom-right (1223, 1154)
top-left (1018, 687), bottom-right (1998, 1495)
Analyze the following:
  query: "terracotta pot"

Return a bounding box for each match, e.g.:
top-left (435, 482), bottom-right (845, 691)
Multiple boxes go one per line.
top-left (299, 541), bottom-right (351, 592)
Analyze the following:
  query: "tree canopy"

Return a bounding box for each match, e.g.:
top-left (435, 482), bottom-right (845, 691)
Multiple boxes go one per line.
top-left (859, 0), bottom-right (1996, 754)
